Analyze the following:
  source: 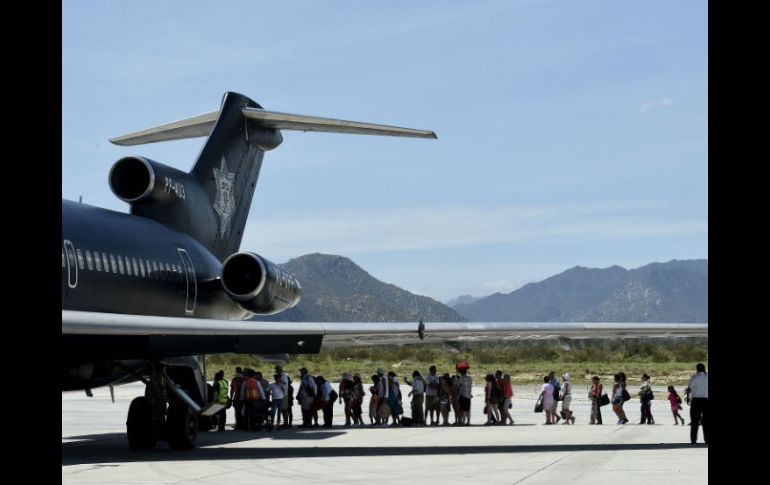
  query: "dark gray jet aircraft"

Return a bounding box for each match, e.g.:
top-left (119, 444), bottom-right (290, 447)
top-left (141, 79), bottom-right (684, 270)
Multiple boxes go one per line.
top-left (62, 92), bottom-right (707, 450)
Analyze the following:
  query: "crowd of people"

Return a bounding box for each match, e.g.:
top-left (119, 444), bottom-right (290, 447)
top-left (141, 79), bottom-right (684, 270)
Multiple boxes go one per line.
top-left (210, 362), bottom-right (708, 444)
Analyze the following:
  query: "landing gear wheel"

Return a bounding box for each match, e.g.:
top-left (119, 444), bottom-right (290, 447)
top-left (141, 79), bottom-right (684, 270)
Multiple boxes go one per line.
top-left (127, 396), bottom-right (158, 451)
top-left (167, 401), bottom-right (198, 450)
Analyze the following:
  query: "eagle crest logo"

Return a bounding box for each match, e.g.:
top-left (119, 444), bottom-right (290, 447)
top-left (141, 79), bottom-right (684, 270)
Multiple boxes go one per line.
top-left (212, 156), bottom-right (236, 238)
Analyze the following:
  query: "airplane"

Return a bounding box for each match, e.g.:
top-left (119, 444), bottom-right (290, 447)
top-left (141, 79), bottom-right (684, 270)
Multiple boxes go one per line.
top-left (61, 91), bottom-right (708, 451)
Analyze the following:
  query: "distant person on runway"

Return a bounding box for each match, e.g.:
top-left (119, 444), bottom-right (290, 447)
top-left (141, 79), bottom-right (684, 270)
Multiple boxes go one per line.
top-left (685, 363), bottom-right (708, 444)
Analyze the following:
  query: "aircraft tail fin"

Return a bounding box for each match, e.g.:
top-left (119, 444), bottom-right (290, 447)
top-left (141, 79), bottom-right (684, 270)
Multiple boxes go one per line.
top-left (110, 92), bottom-right (435, 260)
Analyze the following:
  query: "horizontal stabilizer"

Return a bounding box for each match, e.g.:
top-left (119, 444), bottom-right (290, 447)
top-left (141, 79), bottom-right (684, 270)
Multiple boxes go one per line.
top-left (241, 108), bottom-right (437, 138)
top-left (110, 107), bottom-right (436, 146)
top-left (110, 111), bottom-right (218, 146)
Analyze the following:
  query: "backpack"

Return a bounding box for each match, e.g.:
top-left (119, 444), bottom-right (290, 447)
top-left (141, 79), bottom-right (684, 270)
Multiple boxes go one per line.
top-left (552, 380), bottom-right (562, 401)
top-left (329, 388), bottom-right (338, 402)
top-left (490, 384), bottom-right (500, 402)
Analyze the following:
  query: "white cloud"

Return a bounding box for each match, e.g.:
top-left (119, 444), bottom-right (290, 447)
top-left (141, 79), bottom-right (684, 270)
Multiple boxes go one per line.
top-left (640, 98), bottom-right (673, 114)
top-left (241, 201), bottom-right (707, 260)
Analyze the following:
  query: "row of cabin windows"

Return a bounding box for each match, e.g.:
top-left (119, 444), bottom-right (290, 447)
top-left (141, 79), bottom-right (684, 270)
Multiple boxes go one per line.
top-left (62, 246), bottom-right (186, 283)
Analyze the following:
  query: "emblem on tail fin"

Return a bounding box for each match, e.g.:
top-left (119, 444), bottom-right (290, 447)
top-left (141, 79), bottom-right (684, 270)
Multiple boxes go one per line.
top-left (212, 156), bottom-right (236, 238)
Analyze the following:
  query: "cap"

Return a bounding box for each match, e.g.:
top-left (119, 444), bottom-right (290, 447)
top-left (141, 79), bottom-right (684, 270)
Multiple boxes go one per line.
top-left (342, 372), bottom-right (354, 382)
top-left (456, 361), bottom-right (470, 370)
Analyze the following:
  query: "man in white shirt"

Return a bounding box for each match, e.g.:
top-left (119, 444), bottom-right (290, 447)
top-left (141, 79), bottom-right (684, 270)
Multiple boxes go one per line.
top-left (686, 363), bottom-right (708, 444)
top-left (275, 365), bottom-right (290, 425)
top-left (405, 370), bottom-right (426, 425)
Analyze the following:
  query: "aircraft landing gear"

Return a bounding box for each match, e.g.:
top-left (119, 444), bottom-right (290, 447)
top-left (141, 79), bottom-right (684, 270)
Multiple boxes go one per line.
top-left (127, 396), bottom-right (158, 450)
top-left (166, 398), bottom-right (197, 450)
top-left (126, 362), bottom-right (203, 451)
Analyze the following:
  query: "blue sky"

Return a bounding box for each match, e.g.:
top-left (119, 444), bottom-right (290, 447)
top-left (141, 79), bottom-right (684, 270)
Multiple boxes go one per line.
top-left (62, 1), bottom-right (708, 302)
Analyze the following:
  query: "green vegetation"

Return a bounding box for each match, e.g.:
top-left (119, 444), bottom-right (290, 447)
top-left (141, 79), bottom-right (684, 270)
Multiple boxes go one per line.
top-left (207, 338), bottom-right (707, 386)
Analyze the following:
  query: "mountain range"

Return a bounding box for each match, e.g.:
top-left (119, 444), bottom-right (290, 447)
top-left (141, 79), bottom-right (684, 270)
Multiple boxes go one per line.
top-left (253, 255), bottom-right (707, 323)
top-left (452, 259), bottom-right (707, 322)
top-left (254, 253), bottom-right (464, 322)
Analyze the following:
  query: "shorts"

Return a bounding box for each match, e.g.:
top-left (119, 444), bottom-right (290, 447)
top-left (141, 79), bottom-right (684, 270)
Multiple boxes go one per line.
top-left (280, 398), bottom-right (289, 410)
top-left (459, 395), bottom-right (471, 412)
top-left (561, 396), bottom-right (572, 411)
top-left (612, 397), bottom-right (623, 405)
top-left (425, 395), bottom-right (437, 411)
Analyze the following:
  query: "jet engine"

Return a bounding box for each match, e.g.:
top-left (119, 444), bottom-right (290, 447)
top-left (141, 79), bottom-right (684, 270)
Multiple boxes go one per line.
top-left (109, 156), bottom-right (192, 204)
top-left (220, 252), bottom-right (301, 315)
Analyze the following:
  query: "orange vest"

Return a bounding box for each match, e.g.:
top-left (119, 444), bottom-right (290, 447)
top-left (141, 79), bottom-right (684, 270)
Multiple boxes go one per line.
top-left (243, 378), bottom-right (260, 400)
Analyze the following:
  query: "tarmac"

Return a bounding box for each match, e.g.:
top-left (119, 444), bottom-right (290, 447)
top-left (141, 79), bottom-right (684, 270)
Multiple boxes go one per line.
top-left (63, 382), bottom-right (707, 484)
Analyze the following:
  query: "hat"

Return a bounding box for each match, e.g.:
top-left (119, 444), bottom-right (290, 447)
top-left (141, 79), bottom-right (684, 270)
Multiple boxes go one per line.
top-left (563, 373), bottom-right (570, 380)
top-left (342, 372), bottom-right (354, 382)
top-left (456, 361), bottom-right (470, 370)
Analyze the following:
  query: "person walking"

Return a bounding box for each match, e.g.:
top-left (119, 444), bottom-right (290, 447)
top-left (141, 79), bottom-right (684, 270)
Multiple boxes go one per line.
top-left (639, 373), bottom-right (655, 425)
top-left (561, 373), bottom-right (575, 424)
top-left (685, 363), bottom-right (708, 444)
top-left (611, 373), bottom-right (628, 424)
top-left (540, 376), bottom-right (555, 425)
top-left (589, 375), bottom-right (603, 425)
top-left (668, 385), bottom-right (686, 425)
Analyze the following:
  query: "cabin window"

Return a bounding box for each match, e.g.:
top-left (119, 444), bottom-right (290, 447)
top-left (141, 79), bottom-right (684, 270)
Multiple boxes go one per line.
top-left (132, 258), bottom-right (139, 276)
top-left (109, 254), bottom-right (117, 273)
top-left (152, 261), bottom-right (159, 279)
top-left (117, 255), bottom-right (125, 274)
top-left (94, 251), bottom-right (102, 271)
top-left (102, 253), bottom-right (109, 272)
top-left (85, 250), bottom-right (94, 271)
top-left (165, 263), bottom-right (171, 281)
top-left (139, 259), bottom-right (146, 277)
top-left (76, 249), bottom-right (85, 270)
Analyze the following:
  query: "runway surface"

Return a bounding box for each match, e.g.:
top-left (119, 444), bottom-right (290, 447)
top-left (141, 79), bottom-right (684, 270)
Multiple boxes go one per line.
top-left (63, 382), bottom-right (707, 484)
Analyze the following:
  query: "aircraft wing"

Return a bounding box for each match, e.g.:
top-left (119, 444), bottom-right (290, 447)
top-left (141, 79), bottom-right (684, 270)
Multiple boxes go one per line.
top-left (62, 310), bottom-right (707, 359)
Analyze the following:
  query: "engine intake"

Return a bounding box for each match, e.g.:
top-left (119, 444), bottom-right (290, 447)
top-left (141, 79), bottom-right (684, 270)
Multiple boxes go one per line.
top-left (221, 252), bottom-right (301, 315)
top-left (109, 157), bottom-right (192, 204)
